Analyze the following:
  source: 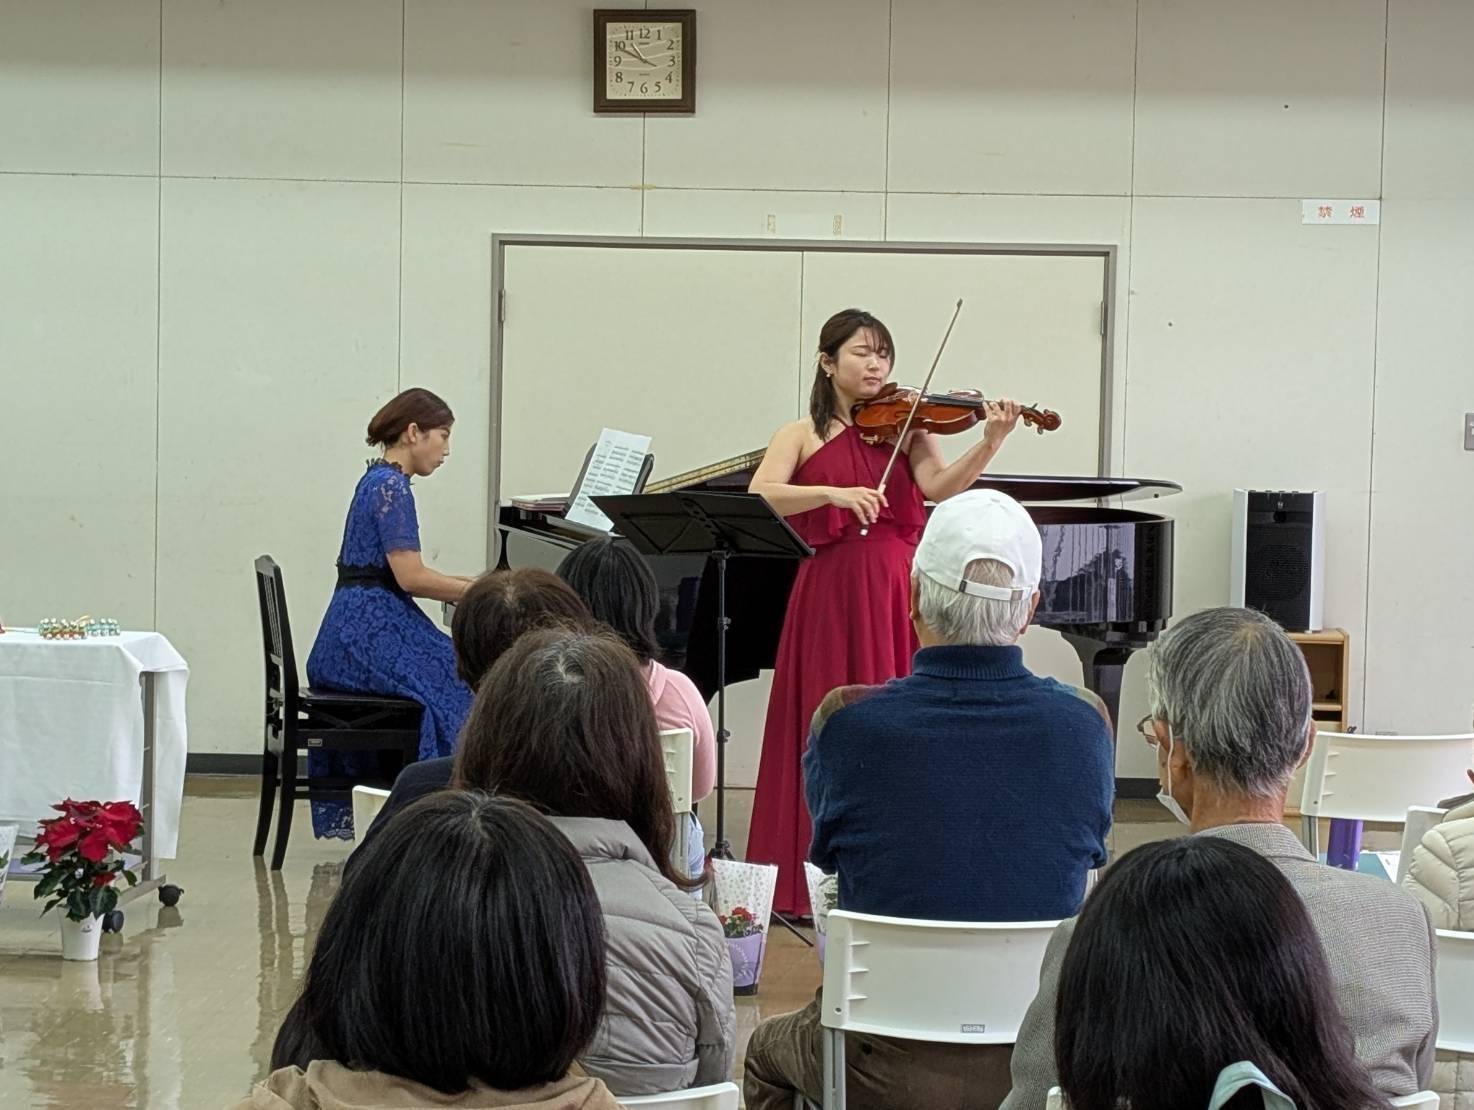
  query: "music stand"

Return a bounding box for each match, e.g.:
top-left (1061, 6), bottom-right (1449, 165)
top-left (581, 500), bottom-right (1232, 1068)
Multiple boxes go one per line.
top-left (594, 491), bottom-right (813, 863)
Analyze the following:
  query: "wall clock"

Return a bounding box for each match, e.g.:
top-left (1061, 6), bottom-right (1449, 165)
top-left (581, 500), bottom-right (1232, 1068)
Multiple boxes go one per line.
top-left (593, 9), bottom-right (696, 114)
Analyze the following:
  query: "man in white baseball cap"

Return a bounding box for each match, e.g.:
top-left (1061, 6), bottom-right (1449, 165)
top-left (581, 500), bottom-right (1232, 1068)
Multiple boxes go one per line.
top-left (745, 488), bottom-right (1116, 1110)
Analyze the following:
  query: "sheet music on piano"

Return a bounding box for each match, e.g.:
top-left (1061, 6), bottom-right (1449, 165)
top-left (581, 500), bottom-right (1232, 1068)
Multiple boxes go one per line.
top-left (564, 427), bottom-right (653, 532)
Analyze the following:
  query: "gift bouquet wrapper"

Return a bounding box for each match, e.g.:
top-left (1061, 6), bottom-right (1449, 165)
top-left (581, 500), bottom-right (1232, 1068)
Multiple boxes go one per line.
top-left (0, 824), bottom-right (18, 908)
top-left (805, 862), bottom-right (838, 963)
top-left (711, 858), bottom-right (778, 993)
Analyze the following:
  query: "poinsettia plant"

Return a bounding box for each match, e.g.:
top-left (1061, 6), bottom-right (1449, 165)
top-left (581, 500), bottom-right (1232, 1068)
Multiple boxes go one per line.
top-left (720, 905), bottom-right (764, 939)
top-left (20, 799), bottom-right (143, 922)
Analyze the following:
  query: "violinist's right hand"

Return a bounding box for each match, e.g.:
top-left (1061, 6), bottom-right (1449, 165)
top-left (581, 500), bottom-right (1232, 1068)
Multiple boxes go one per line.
top-left (827, 486), bottom-right (887, 526)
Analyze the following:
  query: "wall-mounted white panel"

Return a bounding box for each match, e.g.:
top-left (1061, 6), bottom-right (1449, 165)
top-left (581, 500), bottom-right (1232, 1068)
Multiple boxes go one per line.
top-left (799, 251), bottom-right (1106, 479)
top-left (161, 0), bottom-right (401, 181)
top-left (1125, 197), bottom-right (1379, 722)
top-left (0, 175), bottom-right (159, 627)
top-left (886, 193), bottom-right (1131, 474)
top-left (497, 246), bottom-right (803, 504)
top-left (1383, 1), bottom-right (1474, 200)
top-left (643, 189), bottom-right (886, 241)
top-left (643, 0), bottom-right (889, 192)
top-left (1134, 0), bottom-right (1386, 198)
top-left (404, 0), bottom-right (642, 186)
top-left (157, 179), bottom-right (401, 754)
top-left (1363, 201), bottom-right (1474, 733)
top-left (0, 0), bottom-right (160, 175)
top-left (887, 0), bottom-right (1136, 196)
top-left (400, 185), bottom-right (643, 576)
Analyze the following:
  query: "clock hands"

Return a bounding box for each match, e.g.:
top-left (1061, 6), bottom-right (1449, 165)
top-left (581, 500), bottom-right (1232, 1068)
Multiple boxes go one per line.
top-left (615, 40), bottom-right (658, 67)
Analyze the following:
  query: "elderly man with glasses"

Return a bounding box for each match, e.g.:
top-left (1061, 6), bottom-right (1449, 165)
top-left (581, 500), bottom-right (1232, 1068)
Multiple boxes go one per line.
top-left (1001, 606), bottom-right (1438, 1109)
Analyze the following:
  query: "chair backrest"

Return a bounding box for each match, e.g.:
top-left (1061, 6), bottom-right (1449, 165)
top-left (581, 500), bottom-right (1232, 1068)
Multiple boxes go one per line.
top-left (351, 786), bottom-right (392, 843)
top-left (1050, 1084), bottom-right (1438, 1109)
top-left (1397, 805), bottom-right (1450, 885)
top-left (661, 727), bottom-right (694, 815)
top-left (1300, 731), bottom-right (1473, 824)
top-left (819, 910), bottom-right (1059, 1045)
top-left (1436, 929), bottom-right (1474, 1053)
top-left (253, 555), bottom-right (300, 709)
top-left (1389, 1093), bottom-right (1440, 1110)
top-left (619, 1081), bottom-right (739, 1108)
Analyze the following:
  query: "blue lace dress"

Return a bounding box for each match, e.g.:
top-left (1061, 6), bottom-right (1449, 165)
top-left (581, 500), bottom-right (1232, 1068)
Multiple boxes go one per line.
top-left (305, 460), bottom-right (473, 839)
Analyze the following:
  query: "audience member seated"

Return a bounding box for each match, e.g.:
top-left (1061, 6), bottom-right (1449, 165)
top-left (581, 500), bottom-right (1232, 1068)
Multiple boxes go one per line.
top-left (355, 567), bottom-right (595, 854)
top-left (454, 628), bottom-right (735, 1096)
top-left (557, 538), bottom-right (717, 881)
top-left (1002, 607), bottom-right (1438, 1110)
top-left (1402, 765), bottom-right (1474, 1107)
top-left (241, 791), bottom-right (619, 1110)
top-left (1054, 836), bottom-right (1392, 1110)
top-left (743, 489), bottom-right (1116, 1110)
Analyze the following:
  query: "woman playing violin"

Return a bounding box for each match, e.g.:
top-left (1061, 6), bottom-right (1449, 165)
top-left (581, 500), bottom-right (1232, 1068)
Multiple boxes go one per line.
top-left (745, 307), bottom-right (1022, 916)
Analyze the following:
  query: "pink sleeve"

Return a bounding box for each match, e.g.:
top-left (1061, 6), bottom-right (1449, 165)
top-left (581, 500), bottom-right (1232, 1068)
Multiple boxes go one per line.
top-left (670, 672), bottom-right (717, 802)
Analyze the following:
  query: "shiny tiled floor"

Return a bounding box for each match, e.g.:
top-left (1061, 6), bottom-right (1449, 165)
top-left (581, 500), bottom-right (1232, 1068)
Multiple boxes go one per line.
top-left (0, 780), bottom-right (1378, 1108)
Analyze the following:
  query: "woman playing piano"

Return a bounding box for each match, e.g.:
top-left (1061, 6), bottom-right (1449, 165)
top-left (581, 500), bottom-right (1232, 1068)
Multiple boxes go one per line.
top-left (304, 387), bottom-right (475, 840)
top-left (747, 308), bottom-right (1022, 916)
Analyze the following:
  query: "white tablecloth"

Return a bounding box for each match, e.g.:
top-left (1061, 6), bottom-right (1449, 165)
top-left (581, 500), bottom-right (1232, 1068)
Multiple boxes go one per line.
top-left (0, 631), bottom-right (188, 858)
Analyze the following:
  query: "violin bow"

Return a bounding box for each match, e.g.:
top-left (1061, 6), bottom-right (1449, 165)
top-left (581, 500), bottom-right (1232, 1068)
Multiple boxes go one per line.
top-left (861, 298), bottom-right (964, 538)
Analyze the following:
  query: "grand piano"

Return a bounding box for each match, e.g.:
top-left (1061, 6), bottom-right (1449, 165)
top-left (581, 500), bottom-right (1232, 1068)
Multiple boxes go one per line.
top-left (490, 455), bottom-right (1178, 731)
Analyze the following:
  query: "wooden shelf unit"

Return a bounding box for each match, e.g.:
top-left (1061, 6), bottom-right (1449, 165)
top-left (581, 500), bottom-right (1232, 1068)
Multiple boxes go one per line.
top-left (1285, 628), bottom-right (1349, 817)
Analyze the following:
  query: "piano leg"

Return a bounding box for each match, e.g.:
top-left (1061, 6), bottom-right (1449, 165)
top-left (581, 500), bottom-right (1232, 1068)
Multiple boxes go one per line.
top-left (1059, 635), bottom-right (1137, 740)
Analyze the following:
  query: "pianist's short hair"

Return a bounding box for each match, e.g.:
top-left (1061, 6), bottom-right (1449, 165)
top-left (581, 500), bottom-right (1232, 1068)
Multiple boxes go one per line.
top-left (915, 558), bottom-right (1033, 647)
top-left (1147, 607), bottom-right (1313, 799)
top-left (450, 568), bottom-right (595, 688)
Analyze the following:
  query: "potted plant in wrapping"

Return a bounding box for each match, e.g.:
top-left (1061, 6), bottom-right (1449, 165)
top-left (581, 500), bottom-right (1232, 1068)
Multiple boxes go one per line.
top-left (21, 799), bottom-right (143, 961)
top-left (720, 905), bottom-right (766, 995)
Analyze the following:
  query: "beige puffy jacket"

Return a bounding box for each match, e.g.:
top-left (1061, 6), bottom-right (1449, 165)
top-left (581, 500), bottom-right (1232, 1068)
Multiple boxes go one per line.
top-left (1403, 798), bottom-right (1474, 1110)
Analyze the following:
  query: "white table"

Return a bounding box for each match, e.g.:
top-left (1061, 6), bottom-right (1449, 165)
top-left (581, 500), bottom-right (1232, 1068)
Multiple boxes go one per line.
top-left (0, 630), bottom-right (188, 863)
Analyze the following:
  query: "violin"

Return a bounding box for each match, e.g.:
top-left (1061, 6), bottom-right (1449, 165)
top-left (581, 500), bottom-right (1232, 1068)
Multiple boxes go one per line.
top-left (852, 383), bottom-right (1061, 446)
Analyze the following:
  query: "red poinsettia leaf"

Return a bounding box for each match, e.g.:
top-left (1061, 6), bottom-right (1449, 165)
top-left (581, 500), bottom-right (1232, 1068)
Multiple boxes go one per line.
top-left (92, 871), bottom-right (116, 888)
top-left (39, 819), bottom-right (81, 851)
top-left (77, 828), bottom-right (111, 864)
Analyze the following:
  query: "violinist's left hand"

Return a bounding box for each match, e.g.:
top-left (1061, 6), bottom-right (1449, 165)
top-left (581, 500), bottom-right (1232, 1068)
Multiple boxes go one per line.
top-left (982, 397), bottom-right (1023, 446)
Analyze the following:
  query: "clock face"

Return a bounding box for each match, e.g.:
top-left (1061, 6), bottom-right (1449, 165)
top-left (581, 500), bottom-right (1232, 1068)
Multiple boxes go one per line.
top-left (604, 21), bottom-right (684, 101)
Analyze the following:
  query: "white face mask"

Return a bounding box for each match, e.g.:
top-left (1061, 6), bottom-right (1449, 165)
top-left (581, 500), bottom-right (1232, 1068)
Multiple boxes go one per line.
top-left (1156, 726), bottom-right (1191, 826)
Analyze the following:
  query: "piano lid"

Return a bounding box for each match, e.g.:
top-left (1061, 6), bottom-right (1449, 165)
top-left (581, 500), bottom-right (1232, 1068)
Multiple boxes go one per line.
top-left (971, 474), bottom-right (1181, 503)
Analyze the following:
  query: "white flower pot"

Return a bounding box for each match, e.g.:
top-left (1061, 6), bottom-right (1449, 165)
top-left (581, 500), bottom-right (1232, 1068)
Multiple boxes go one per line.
top-left (59, 915), bottom-right (102, 962)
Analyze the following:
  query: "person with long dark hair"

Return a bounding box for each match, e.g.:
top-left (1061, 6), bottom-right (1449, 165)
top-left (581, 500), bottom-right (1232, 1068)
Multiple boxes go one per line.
top-left (348, 566), bottom-right (598, 860)
top-left (1055, 836), bottom-right (1391, 1110)
top-left (556, 538), bottom-right (716, 880)
top-left (453, 628), bottom-right (735, 1097)
top-left (242, 791), bottom-right (619, 1109)
top-left (304, 387), bottom-right (476, 839)
top-left (746, 308), bottom-right (1024, 915)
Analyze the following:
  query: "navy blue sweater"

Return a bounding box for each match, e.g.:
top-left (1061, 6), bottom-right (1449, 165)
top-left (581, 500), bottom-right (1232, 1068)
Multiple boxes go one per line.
top-left (803, 644), bottom-right (1114, 922)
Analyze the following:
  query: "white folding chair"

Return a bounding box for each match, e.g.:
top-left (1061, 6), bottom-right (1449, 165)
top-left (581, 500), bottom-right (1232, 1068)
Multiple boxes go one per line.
top-left (1299, 732), bottom-right (1473, 857)
top-left (1435, 929), bottom-right (1474, 1054)
top-left (350, 785), bottom-right (390, 844)
top-left (621, 1081), bottom-right (739, 1108)
top-left (1047, 1085), bottom-right (1437, 1109)
top-left (661, 727), bottom-right (694, 872)
top-left (818, 910), bottom-right (1059, 1110)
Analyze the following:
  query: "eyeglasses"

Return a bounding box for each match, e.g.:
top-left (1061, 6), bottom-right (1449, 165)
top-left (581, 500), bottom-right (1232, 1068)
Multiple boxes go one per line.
top-left (1136, 715), bottom-right (1159, 747)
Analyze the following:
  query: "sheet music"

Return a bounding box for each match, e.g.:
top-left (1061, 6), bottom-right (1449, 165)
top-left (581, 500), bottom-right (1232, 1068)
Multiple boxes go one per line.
top-left (565, 427), bottom-right (652, 531)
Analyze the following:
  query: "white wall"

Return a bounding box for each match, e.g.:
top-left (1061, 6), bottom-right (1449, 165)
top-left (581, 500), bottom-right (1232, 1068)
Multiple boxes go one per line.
top-left (3, 0), bottom-right (1471, 773)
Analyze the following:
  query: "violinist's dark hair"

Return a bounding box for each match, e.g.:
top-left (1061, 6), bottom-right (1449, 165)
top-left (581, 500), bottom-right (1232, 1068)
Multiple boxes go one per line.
top-left (555, 538), bottom-right (662, 664)
top-left (809, 308), bottom-right (895, 440)
top-left (366, 387), bottom-right (454, 447)
top-left (270, 791), bottom-right (606, 1095)
top-left (1054, 836), bottom-right (1390, 1110)
top-left (454, 627), bottom-right (703, 892)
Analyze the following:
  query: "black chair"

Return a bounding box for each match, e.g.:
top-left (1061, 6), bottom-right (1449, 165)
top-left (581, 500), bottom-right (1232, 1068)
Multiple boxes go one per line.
top-left (252, 555), bottom-right (423, 870)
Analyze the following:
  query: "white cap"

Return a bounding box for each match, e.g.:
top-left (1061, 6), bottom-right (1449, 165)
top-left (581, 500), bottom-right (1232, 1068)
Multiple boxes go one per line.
top-left (913, 489), bottom-right (1042, 601)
